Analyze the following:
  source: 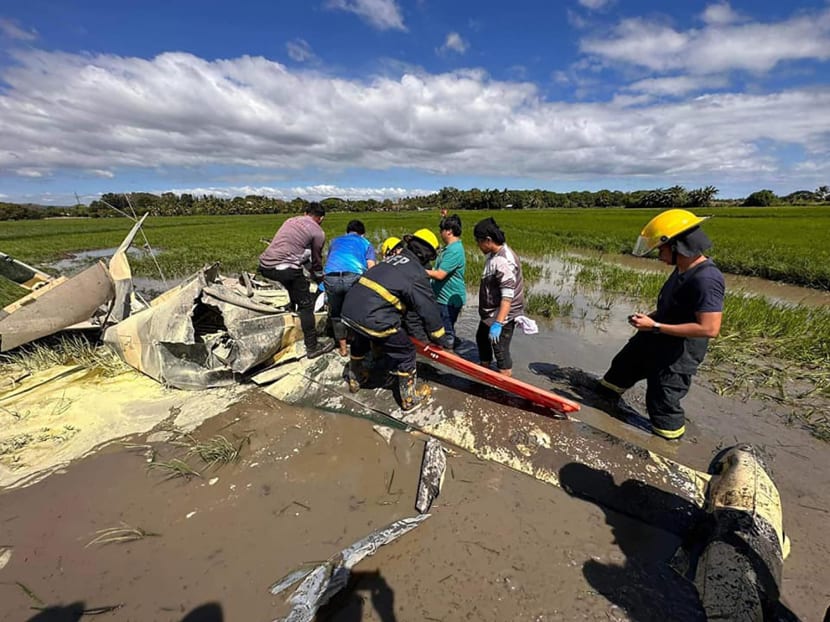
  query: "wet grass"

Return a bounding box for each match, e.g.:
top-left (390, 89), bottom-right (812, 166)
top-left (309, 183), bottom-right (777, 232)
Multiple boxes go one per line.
top-left (86, 523), bottom-right (161, 547)
top-left (178, 433), bottom-right (248, 468)
top-left (147, 458), bottom-right (202, 480)
top-left (0, 334), bottom-right (129, 377)
top-left (541, 253), bottom-right (830, 440)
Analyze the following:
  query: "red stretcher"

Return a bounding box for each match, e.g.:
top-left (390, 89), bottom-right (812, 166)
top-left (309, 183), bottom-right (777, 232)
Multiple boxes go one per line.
top-left (411, 338), bottom-right (581, 414)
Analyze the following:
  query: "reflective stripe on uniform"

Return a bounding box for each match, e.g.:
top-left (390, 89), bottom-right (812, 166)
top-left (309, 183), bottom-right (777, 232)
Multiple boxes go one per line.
top-left (358, 277), bottom-right (405, 312)
top-left (429, 327), bottom-right (446, 339)
top-left (599, 378), bottom-right (625, 394)
top-left (652, 425), bottom-right (685, 439)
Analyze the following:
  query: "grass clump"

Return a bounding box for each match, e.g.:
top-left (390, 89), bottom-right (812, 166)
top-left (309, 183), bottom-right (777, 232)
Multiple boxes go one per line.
top-left (181, 433), bottom-right (247, 468)
top-left (0, 334), bottom-right (128, 377)
top-left (147, 458), bottom-right (202, 480)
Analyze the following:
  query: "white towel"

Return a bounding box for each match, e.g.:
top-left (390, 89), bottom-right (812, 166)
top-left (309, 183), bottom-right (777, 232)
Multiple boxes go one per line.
top-left (514, 315), bottom-right (538, 335)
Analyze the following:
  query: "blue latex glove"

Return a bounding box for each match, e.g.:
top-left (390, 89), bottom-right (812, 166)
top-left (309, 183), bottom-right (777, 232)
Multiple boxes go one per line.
top-left (317, 281), bottom-right (325, 292)
top-left (489, 321), bottom-right (503, 344)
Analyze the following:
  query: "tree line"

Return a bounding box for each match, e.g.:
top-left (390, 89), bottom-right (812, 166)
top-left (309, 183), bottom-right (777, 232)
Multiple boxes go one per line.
top-left (1, 185), bottom-right (828, 221)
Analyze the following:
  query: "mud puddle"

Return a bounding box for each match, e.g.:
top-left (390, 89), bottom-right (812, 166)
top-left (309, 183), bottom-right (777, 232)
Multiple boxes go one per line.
top-left (1, 310), bottom-right (829, 620)
top-left (0, 389), bottom-right (697, 622)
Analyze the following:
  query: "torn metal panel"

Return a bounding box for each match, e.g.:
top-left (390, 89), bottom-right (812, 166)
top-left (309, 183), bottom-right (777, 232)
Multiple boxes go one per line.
top-left (272, 515), bottom-right (431, 622)
top-left (416, 437), bottom-right (446, 513)
top-left (108, 213), bottom-right (149, 322)
top-left (104, 264), bottom-right (317, 390)
top-left (0, 262), bottom-right (114, 352)
top-left (0, 251), bottom-right (53, 291)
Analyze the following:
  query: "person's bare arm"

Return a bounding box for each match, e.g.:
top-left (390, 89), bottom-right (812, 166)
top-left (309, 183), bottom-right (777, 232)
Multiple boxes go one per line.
top-left (628, 311), bottom-right (722, 338)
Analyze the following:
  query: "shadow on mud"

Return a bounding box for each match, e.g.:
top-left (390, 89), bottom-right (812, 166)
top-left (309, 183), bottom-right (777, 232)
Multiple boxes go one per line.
top-left (25, 601), bottom-right (223, 622)
top-left (319, 570), bottom-right (397, 621)
top-left (529, 361), bottom-right (653, 433)
top-left (558, 462), bottom-right (706, 621)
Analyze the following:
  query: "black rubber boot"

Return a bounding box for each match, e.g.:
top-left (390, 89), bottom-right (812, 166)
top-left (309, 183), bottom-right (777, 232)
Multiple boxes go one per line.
top-left (347, 356), bottom-right (369, 393)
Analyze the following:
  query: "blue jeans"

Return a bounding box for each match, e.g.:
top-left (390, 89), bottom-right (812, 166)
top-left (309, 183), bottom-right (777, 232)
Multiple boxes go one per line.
top-left (324, 272), bottom-right (361, 341)
top-left (439, 303), bottom-right (462, 348)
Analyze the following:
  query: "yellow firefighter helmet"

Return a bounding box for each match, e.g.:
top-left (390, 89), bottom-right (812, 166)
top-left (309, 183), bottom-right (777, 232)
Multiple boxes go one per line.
top-left (632, 209), bottom-right (709, 257)
top-left (412, 228), bottom-right (440, 252)
top-left (380, 236), bottom-right (402, 257)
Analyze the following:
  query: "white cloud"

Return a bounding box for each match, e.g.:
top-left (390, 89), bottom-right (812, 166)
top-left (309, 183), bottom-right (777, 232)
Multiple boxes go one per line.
top-left (165, 184), bottom-right (435, 201)
top-left (286, 38), bottom-right (317, 63)
top-left (326, 0), bottom-right (406, 31)
top-left (15, 168), bottom-right (45, 177)
top-left (626, 75), bottom-right (729, 96)
top-left (0, 18), bottom-right (37, 41)
top-left (439, 32), bottom-right (468, 55)
top-left (88, 169), bottom-right (115, 178)
top-left (0, 49), bottom-right (828, 187)
top-left (578, 0), bottom-right (611, 10)
top-left (581, 7), bottom-right (830, 73)
top-left (701, 2), bottom-right (743, 26)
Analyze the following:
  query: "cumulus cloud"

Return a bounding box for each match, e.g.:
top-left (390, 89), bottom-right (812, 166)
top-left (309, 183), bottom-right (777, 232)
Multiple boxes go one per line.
top-left (701, 2), bottom-right (743, 26)
top-left (0, 18), bottom-right (37, 41)
top-left (165, 184), bottom-right (435, 201)
top-left (578, 0), bottom-right (612, 10)
top-left (286, 38), bottom-right (317, 63)
top-left (326, 0), bottom-right (406, 31)
top-left (0, 49), bottom-right (829, 188)
top-left (626, 75), bottom-right (729, 96)
top-left (439, 32), bottom-right (468, 55)
top-left (581, 7), bottom-right (830, 73)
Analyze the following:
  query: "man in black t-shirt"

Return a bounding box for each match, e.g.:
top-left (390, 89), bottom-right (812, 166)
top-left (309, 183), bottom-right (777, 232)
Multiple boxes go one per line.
top-left (599, 209), bottom-right (725, 440)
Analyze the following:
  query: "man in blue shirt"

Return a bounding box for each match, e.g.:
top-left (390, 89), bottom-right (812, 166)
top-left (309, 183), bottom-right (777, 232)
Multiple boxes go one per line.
top-left (426, 215), bottom-right (466, 349)
top-left (324, 220), bottom-right (376, 356)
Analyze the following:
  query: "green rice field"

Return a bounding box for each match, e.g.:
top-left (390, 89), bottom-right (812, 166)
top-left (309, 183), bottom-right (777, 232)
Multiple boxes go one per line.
top-left (2, 206), bottom-right (828, 438)
top-left (1, 206), bottom-right (829, 289)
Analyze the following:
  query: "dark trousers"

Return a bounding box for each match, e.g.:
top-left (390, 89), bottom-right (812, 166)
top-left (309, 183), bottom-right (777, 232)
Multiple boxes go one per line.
top-left (259, 266), bottom-right (318, 348)
top-left (350, 327), bottom-right (416, 374)
top-left (603, 333), bottom-right (695, 433)
top-left (438, 303), bottom-right (462, 348)
top-left (476, 320), bottom-right (515, 371)
top-left (323, 272), bottom-right (360, 341)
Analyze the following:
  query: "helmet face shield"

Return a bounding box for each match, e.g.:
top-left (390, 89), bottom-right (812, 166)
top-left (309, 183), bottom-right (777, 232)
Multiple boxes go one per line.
top-left (632, 209), bottom-right (709, 257)
top-left (632, 233), bottom-right (662, 257)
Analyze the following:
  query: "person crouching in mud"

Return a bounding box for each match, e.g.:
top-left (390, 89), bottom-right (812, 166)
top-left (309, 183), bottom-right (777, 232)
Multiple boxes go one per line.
top-left (341, 229), bottom-right (452, 411)
top-left (599, 209), bottom-right (725, 441)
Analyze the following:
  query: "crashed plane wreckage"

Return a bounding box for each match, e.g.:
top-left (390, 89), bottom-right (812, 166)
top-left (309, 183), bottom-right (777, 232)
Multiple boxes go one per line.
top-left (0, 216), bottom-right (794, 619)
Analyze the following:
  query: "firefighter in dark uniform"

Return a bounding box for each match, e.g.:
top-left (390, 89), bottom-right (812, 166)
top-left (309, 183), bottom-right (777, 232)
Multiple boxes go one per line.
top-left (599, 209), bottom-right (725, 440)
top-left (341, 229), bottom-right (450, 411)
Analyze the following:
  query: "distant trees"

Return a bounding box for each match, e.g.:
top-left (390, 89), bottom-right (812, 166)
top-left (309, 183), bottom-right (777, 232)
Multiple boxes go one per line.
top-left (743, 189), bottom-right (778, 207)
top-left (1, 182), bottom-right (827, 221)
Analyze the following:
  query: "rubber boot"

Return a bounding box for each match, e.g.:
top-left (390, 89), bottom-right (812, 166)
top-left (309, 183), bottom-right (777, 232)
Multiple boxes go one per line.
top-left (397, 369), bottom-right (432, 411)
top-left (347, 356), bottom-right (369, 393)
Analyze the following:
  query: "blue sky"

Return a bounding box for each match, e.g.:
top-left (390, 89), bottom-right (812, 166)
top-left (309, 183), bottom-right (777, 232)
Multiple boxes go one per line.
top-left (1, 0), bottom-right (829, 204)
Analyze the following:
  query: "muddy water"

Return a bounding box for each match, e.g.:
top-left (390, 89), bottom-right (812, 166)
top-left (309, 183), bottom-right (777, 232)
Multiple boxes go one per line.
top-left (1, 305), bottom-right (829, 620)
top-left (563, 249), bottom-right (830, 308)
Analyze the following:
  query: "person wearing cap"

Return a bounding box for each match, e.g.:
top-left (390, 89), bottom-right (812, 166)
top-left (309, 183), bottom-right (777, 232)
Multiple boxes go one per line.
top-left (426, 214), bottom-right (466, 350)
top-left (599, 209), bottom-right (725, 440)
top-left (259, 203), bottom-right (334, 359)
top-left (341, 228), bottom-right (450, 411)
top-left (323, 219), bottom-right (377, 357)
top-left (473, 217), bottom-right (525, 377)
